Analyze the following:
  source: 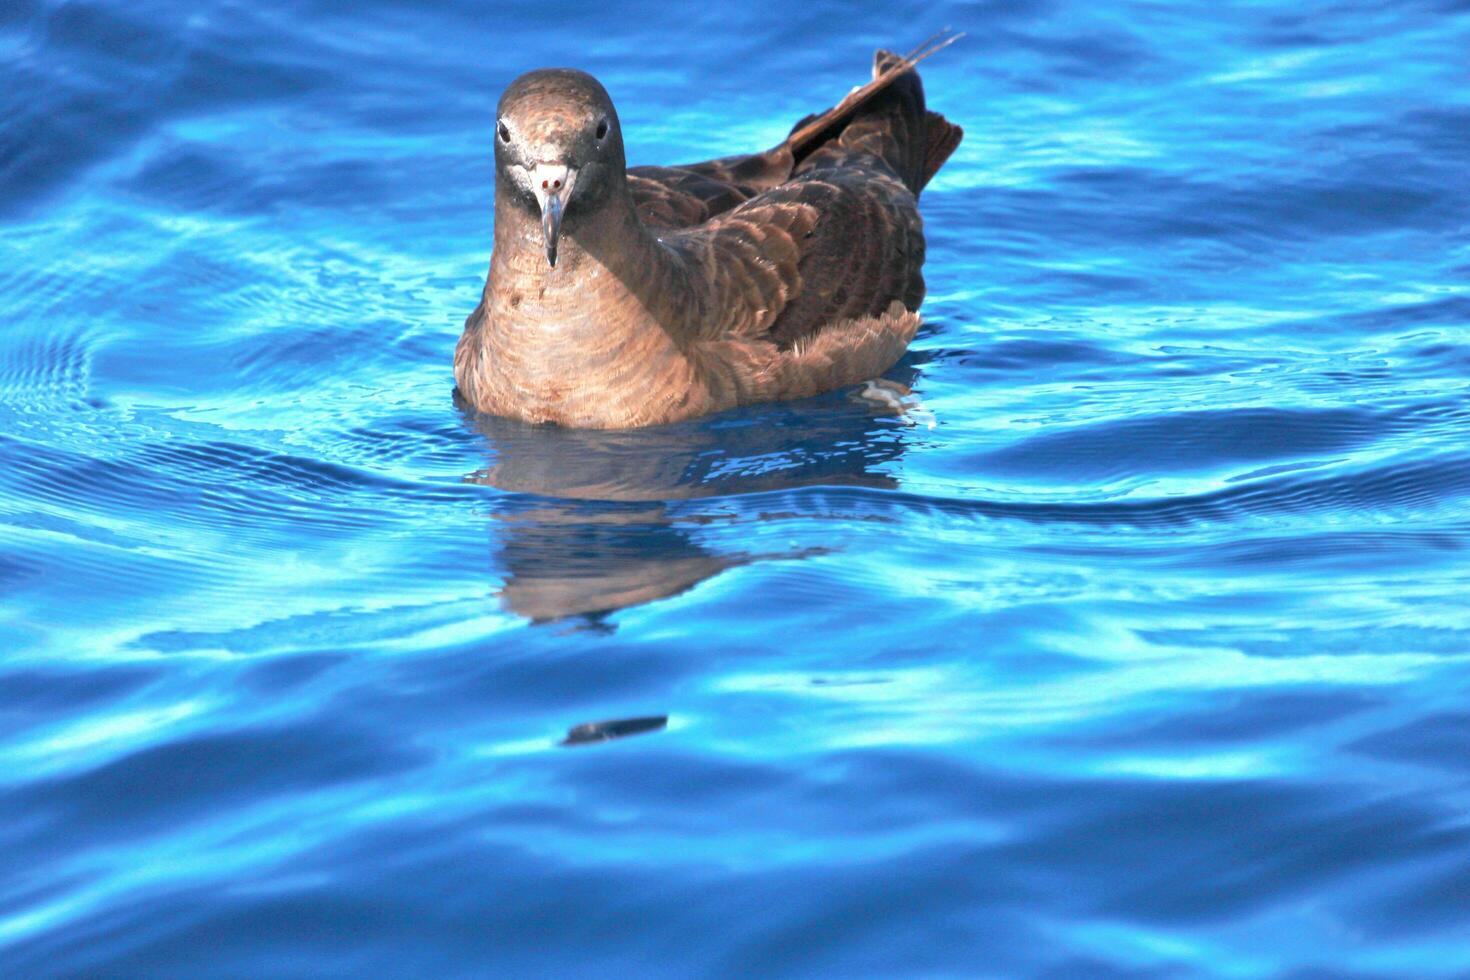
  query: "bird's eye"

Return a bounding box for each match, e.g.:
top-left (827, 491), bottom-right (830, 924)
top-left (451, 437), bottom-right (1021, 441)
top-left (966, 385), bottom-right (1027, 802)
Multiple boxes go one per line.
top-left (595, 118), bottom-right (609, 140)
top-left (497, 122), bottom-right (511, 144)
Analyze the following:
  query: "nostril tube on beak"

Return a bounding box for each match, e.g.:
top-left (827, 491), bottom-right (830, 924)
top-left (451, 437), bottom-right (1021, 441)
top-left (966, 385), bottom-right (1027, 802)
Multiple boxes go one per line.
top-left (531, 162), bottom-right (577, 269)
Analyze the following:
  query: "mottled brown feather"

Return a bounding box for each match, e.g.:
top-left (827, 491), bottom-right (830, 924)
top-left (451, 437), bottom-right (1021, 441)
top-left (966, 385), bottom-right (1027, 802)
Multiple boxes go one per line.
top-left (454, 40), bottom-right (962, 428)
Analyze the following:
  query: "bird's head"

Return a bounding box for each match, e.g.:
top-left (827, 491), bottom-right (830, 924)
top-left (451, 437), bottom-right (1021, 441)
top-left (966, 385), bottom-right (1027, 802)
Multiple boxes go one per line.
top-left (494, 69), bottom-right (625, 268)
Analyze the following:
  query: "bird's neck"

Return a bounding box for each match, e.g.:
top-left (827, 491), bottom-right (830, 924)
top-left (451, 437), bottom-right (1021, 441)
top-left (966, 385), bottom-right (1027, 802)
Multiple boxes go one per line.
top-left (484, 181), bottom-right (700, 346)
top-left (457, 186), bottom-right (705, 426)
top-left (489, 186), bottom-right (653, 301)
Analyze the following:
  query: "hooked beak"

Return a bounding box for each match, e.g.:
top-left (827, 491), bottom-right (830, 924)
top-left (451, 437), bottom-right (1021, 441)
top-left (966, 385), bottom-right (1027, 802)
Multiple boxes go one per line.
top-left (531, 163), bottom-right (577, 268)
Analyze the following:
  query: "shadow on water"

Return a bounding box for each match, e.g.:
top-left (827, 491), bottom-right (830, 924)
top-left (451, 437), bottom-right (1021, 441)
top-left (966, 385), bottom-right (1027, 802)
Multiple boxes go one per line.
top-left (456, 376), bottom-right (917, 626)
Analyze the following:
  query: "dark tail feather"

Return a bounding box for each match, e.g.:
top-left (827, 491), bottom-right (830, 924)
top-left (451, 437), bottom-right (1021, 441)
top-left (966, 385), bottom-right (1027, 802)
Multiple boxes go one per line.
top-left (872, 49), bottom-right (908, 78)
top-left (918, 110), bottom-right (963, 190)
top-left (783, 32), bottom-right (963, 194)
top-left (783, 32), bottom-right (961, 158)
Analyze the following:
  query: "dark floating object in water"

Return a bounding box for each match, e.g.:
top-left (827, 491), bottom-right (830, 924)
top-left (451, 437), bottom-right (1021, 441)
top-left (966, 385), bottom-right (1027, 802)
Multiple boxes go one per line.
top-left (560, 715), bottom-right (669, 746)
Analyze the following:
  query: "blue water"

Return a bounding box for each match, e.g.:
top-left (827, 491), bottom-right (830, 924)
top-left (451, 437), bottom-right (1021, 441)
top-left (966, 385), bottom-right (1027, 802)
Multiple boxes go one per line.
top-left (3, 0), bottom-right (1470, 975)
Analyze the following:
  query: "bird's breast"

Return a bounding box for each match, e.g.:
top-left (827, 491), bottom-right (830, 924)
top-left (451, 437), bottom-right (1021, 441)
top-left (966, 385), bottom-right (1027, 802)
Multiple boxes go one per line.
top-left (461, 266), bottom-right (715, 428)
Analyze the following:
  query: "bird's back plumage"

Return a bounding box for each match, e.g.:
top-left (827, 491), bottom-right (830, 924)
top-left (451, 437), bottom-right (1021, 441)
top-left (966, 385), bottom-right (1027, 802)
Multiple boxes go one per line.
top-left (455, 39), bottom-right (963, 428)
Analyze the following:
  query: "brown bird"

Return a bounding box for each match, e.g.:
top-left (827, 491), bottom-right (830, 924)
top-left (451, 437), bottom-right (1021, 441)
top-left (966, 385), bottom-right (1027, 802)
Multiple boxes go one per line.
top-left (454, 36), bottom-right (963, 429)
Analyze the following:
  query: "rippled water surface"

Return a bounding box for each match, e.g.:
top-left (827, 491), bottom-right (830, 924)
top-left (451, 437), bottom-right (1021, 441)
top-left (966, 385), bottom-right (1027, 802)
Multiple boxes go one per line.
top-left (4, 1), bottom-right (1470, 975)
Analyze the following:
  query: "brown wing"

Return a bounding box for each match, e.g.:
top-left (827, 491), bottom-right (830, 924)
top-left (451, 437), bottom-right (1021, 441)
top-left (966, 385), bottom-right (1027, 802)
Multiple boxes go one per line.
top-left (627, 148), bottom-right (795, 230)
top-left (643, 36), bottom-right (958, 346)
top-left (664, 158), bottom-right (924, 349)
top-left (661, 196), bottom-right (818, 342)
top-left (764, 162), bottom-right (925, 346)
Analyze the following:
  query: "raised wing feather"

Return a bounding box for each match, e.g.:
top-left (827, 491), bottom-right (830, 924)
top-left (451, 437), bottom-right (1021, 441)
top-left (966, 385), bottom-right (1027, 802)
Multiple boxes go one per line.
top-left (625, 31), bottom-right (961, 232)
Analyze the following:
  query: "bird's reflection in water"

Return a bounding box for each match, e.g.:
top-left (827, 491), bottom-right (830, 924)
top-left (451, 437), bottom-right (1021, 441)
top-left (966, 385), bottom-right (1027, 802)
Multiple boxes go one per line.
top-left (458, 378), bottom-right (917, 627)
